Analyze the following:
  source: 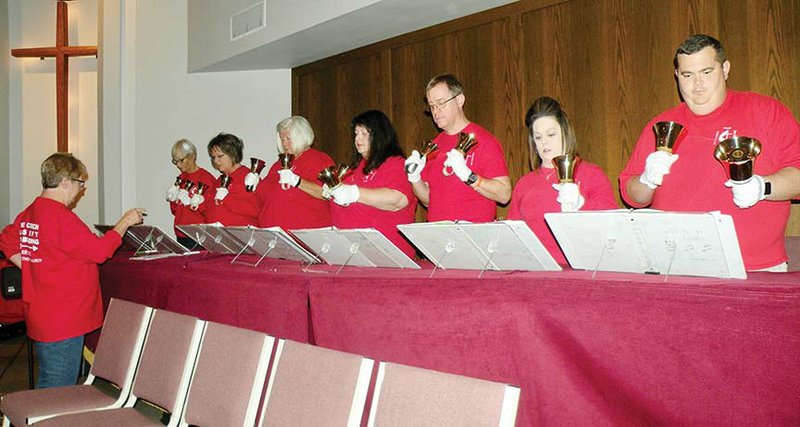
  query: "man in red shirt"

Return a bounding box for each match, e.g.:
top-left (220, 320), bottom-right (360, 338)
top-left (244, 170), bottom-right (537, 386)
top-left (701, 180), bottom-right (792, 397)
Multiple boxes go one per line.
top-left (0, 153), bottom-right (144, 388)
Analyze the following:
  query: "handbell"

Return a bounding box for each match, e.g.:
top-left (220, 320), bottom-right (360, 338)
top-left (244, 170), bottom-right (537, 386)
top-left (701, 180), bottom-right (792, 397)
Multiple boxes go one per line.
top-left (653, 121), bottom-right (685, 153)
top-left (318, 164), bottom-right (350, 192)
top-left (278, 153), bottom-right (295, 169)
top-left (714, 136), bottom-right (762, 182)
top-left (173, 177), bottom-right (184, 187)
top-left (219, 174), bottom-right (232, 189)
top-left (405, 140), bottom-right (439, 174)
top-left (183, 180), bottom-right (196, 192)
top-left (552, 154), bottom-right (581, 183)
top-left (195, 182), bottom-right (208, 195)
top-left (443, 132), bottom-right (478, 176)
top-left (249, 157), bottom-right (267, 174)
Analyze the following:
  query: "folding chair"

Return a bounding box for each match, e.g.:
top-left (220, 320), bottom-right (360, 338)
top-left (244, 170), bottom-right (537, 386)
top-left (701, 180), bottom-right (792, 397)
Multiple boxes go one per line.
top-left (258, 340), bottom-right (373, 427)
top-left (30, 309), bottom-right (205, 427)
top-left (367, 362), bottom-right (520, 427)
top-left (178, 322), bottom-right (274, 427)
top-left (1, 298), bottom-right (153, 426)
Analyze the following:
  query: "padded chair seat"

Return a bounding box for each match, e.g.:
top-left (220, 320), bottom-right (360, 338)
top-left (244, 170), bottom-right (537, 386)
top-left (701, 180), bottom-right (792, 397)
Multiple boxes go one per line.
top-left (2, 385), bottom-right (117, 426)
top-left (29, 407), bottom-right (158, 427)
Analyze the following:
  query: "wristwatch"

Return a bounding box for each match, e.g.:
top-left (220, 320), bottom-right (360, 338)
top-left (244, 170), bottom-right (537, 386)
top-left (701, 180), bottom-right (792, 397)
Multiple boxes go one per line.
top-left (764, 180), bottom-right (772, 196)
top-left (464, 172), bottom-right (479, 186)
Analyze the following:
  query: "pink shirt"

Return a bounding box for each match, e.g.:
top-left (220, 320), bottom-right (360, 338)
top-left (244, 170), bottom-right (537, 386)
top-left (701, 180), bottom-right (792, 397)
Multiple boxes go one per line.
top-left (422, 122), bottom-right (509, 222)
top-left (257, 148), bottom-right (334, 230)
top-left (208, 166), bottom-right (261, 226)
top-left (509, 162), bottom-right (618, 264)
top-left (330, 156), bottom-right (418, 258)
top-left (619, 91), bottom-right (800, 270)
top-left (169, 167), bottom-right (217, 237)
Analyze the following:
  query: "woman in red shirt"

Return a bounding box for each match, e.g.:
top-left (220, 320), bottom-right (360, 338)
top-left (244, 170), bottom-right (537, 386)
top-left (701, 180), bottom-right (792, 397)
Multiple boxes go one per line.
top-left (165, 139), bottom-right (217, 248)
top-left (206, 133), bottom-right (261, 226)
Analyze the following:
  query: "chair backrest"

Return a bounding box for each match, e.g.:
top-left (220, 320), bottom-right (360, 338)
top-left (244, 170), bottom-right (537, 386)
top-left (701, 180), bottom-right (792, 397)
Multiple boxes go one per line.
top-left (89, 298), bottom-right (153, 394)
top-left (128, 309), bottom-right (205, 426)
top-left (180, 322), bottom-right (274, 427)
top-left (368, 362), bottom-right (520, 427)
top-left (258, 340), bottom-right (373, 427)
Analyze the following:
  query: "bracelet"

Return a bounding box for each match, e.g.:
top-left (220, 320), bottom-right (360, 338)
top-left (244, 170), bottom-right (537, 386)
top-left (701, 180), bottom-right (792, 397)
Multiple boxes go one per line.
top-left (295, 178), bottom-right (302, 188)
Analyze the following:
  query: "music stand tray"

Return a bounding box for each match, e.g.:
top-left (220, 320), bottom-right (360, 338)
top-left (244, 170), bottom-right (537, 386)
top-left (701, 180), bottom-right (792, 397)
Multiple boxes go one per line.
top-left (397, 220), bottom-right (561, 271)
top-left (94, 224), bottom-right (194, 260)
top-left (544, 210), bottom-right (747, 279)
top-left (223, 226), bottom-right (318, 266)
top-left (290, 227), bottom-right (419, 269)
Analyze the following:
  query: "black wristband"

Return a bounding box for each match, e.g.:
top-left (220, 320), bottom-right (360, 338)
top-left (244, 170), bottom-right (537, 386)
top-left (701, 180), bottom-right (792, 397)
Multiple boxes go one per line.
top-left (763, 180), bottom-right (771, 196)
top-left (464, 172), bottom-right (478, 186)
top-left (294, 177), bottom-right (302, 188)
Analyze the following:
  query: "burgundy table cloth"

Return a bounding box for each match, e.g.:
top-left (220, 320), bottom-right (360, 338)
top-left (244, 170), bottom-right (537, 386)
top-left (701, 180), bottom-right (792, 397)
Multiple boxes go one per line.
top-left (99, 253), bottom-right (800, 425)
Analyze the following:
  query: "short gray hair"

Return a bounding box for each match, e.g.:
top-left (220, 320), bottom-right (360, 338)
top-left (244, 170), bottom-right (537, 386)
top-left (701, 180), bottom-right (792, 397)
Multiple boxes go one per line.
top-left (276, 116), bottom-right (315, 153)
top-left (171, 138), bottom-right (197, 160)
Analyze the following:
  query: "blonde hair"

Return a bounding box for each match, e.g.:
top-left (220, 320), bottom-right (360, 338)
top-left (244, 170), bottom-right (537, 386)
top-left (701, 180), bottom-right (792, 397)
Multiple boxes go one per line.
top-left (41, 153), bottom-right (87, 189)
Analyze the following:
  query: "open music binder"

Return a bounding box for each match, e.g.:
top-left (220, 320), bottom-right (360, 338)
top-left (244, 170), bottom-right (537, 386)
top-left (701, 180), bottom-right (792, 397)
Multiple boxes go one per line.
top-left (94, 224), bottom-right (195, 260)
top-left (397, 220), bottom-right (561, 272)
top-left (290, 227), bottom-right (419, 270)
top-left (544, 210), bottom-right (747, 279)
top-left (222, 226), bottom-right (318, 266)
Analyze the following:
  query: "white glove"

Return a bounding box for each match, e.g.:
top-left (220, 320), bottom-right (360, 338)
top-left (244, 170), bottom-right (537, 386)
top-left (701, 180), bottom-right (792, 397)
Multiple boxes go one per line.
top-left (166, 185), bottom-right (180, 202)
top-left (444, 149), bottom-right (472, 181)
top-left (321, 184), bottom-right (332, 200)
top-left (330, 184), bottom-right (360, 206)
top-left (724, 175), bottom-right (766, 209)
top-left (639, 151), bottom-right (679, 189)
top-left (214, 187), bottom-right (229, 202)
top-left (552, 182), bottom-right (586, 212)
top-left (244, 172), bottom-right (260, 191)
top-left (178, 189), bottom-right (191, 206)
top-left (278, 169), bottom-right (301, 188)
top-left (189, 193), bottom-right (205, 211)
top-left (405, 150), bottom-right (426, 183)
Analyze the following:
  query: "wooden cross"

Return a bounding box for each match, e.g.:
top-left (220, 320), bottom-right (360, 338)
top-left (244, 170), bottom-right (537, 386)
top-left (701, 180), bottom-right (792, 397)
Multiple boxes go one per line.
top-left (11, 0), bottom-right (98, 153)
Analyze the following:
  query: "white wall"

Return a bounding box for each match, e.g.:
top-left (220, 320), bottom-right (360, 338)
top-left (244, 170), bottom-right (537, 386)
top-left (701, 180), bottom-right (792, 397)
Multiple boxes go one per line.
top-left (100, 0), bottom-right (290, 236)
top-left (0, 0), bottom-right (10, 226)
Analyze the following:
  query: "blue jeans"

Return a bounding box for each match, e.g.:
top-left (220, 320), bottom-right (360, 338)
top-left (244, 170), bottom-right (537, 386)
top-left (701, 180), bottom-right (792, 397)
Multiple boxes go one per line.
top-left (33, 335), bottom-right (84, 389)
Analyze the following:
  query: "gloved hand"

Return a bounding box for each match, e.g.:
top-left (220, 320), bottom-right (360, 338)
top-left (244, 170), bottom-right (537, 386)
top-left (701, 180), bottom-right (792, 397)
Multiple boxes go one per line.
top-left (178, 189), bottom-right (191, 206)
top-left (405, 150), bottom-right (426, 183)
top-left (724, 175), bottom-right (766, 209)
top-left (639, 151), bottom-right (679, 189)
top-left (244, 172), bottom-right (260, 191)
top-left (321, 184), bottom-right (332, 200)
top-left (278, 169), bottom-right (301, 189)
top-left (165, 185), bottom-right (180, 202)
top-left (551, 182), bottom-right (586, 212)
top-left (330, 184), bottom-right (360, 206)
top-left (444, 149), bottom-right (472, 181)
top-left (214, 187), bottom-right (229, 203)
top-left (189, 193), bottom-right (205, 211)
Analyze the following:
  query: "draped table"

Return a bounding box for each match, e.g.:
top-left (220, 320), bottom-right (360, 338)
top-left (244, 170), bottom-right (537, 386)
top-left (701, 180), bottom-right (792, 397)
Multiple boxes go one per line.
top-left (99, 253), bottom-right (800, 426)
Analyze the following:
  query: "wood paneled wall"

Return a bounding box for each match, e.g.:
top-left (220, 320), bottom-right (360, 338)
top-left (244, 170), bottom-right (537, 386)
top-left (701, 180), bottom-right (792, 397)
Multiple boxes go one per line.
top-left (293, 0), bottom-right (800, 233)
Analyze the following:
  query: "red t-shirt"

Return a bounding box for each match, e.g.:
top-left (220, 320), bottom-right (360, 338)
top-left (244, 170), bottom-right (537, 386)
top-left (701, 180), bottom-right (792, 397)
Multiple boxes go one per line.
top-left (619, 91), bottom-right (800, 270)
top-left (508, 162), bottom-right (618, 264)
top-left (0, 197), bottom-right (122, 342)
top-left (330, 157), bottom-right (418, 258)
top-left (208, 166), bottom-right (261, 226)
top-left (256, 148), bottom-right (333, 230)
top-left (169, 167), bottom-right (217, 237)
top-left (422, 122), bottom-right (509, 222)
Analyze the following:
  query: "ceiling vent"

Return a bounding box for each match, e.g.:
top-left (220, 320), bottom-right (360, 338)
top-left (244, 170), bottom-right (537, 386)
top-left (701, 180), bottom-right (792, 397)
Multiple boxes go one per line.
top-left (231, 2), bottom-right (266, 41)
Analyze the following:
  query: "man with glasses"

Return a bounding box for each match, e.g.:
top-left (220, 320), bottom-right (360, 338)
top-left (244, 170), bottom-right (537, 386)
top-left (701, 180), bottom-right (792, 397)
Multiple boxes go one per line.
top-left (405, 74), bottom-right (511, 222)
top-left (0, 153), bottom-right (144, 388)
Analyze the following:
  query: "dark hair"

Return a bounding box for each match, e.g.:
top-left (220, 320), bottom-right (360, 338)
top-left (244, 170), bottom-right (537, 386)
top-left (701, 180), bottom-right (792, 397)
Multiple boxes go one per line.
top-left (41, 153), bottom-right (87, 189)
top-left (524, 96), bottom-right (579, 171)
top-left (348, 110), bottom-right (404, 174)
top-left (673, 34), bottom-right (727, 68)
top-left (207, 132), bottom-right (244, 164)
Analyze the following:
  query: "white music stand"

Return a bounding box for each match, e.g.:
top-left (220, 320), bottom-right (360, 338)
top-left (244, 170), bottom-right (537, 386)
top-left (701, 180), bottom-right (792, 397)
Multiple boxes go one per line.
top-left (544, 210), bottom-right (747, 279)
top-left (398, 220), bottom-right (561, 276)
top-left (176, 224), bottom-right (254, 256)
top-left (94, 224), bottom-right (194, 260)
top-left (290, 227), bottom-right (419, 272)
top-left (222, 226), bottom-right (318, 266)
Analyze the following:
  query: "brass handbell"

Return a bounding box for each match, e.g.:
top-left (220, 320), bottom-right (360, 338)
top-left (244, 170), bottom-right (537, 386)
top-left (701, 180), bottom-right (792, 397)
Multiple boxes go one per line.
top-left (173, 177), bottom-right (184, 187)
top-left (219, 174), bottom-right (232, 189)
top-left (405, 140), bottom-right (439, 174)
top-left (552, 154), bottom-right (581, 183)
top-left (278, 153), bottom-right (295, 169)
top-left (183, 180), bottom-right (196, 193)
top-left (318, 164), bottom-right (351, 193)
top-left (714, 136), bottom-right (762, 182)
top-left (443, 132), bottom-right (478, 176)
top-left (246, 157), bottom-right (267, 192)
top-left (195, 182), bottom-right (208, 195)
top-left (653, 121), bottom-right (685, 153)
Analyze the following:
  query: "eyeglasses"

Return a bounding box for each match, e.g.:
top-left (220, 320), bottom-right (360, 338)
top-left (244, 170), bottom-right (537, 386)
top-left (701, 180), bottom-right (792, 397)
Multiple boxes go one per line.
top-left (426, 94), bottom-right (459, 112)
top-left (172, 156), bottom-right (188, 165)
top-left (70, 178), bottom-right (86, 188)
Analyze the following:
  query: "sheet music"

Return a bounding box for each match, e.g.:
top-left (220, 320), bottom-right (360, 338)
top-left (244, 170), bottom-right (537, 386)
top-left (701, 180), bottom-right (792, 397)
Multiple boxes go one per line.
top-left (223, 226), bottom-right (317, 264)
top-left (290, 227), bottom-right (419, 269)
top-left (176, 224), bottom-right (253, 255)
top-left (94, 224), bottom-right (196, 260)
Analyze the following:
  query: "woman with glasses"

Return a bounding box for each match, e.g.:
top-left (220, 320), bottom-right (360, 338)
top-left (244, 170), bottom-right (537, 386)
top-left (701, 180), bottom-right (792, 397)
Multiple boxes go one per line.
top-left (508, 96), bottom-right (617, 265)
top-left (165, 139), bottom-right (217, 247)
top-left (256, 116), bottom-right (334, 230)
top-left (206, 132), bottom-right (261, 226)
top-left (328, 110), bottom-right (418, 258)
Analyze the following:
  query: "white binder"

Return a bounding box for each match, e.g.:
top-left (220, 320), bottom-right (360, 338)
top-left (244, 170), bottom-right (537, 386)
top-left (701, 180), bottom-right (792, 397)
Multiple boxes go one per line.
top-left (290, 227), bottom-right (419, 270)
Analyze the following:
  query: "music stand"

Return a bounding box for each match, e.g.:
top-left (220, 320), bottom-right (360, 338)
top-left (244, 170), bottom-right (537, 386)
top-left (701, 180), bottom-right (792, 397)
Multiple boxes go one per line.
top-left (176, 224), bottom-right (253, 256)
top-left (222, 226), bottom-right (318, 266)
top-left (290, 227), bottom-right (419, 272)
top-left (94, 224), bottom-right (193, 260)
top-left (544, 210), bottom-right (747, 279)
top-left (398, 220), bottom-right (561, 276)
